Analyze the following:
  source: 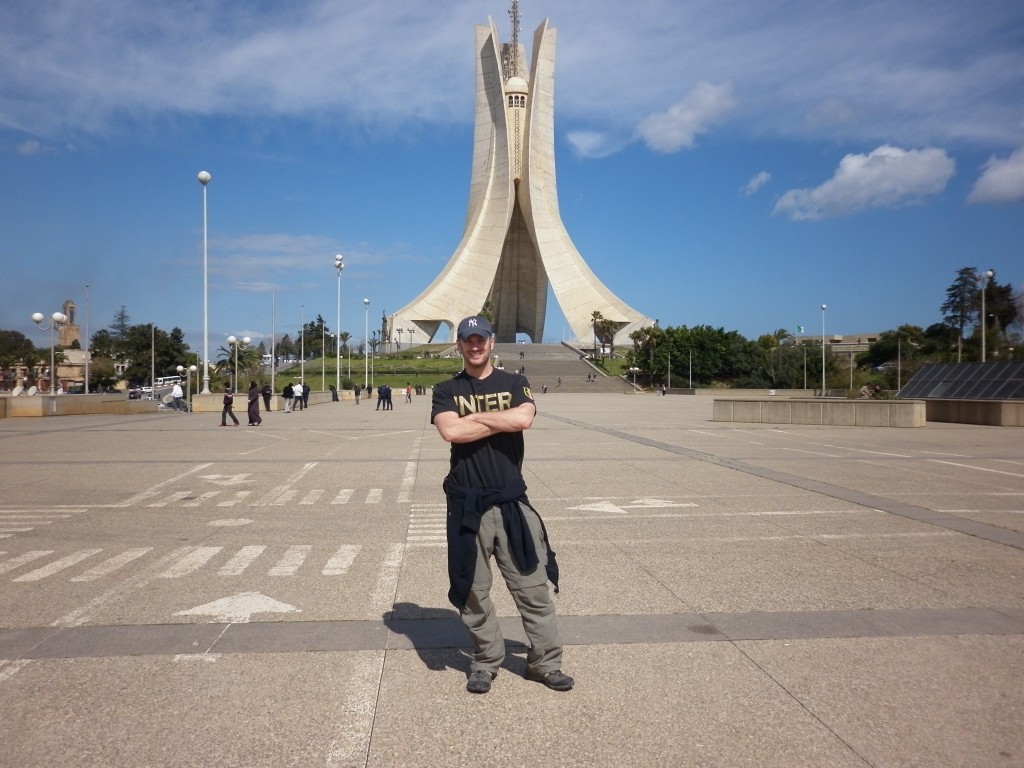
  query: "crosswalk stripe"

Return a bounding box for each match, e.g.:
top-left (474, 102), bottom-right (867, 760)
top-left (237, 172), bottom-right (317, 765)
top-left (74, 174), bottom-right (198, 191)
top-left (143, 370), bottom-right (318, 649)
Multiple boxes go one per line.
top-left (300, 490), bottom-right (324, 505)
top-left (365, 488), bottom-right (383, 504)
top-left (218, 545), bottom-right (267, 576)
top-left (269, 545), bottom-right (311, 576)
top-left (323, 545), bottom-right (360, 576)
top-left (148, 491), bottom-right (192, 508)
top-left (13, 549), bottom-right (103, 582)
top-left (271, 490), bottom-right (298, 506)
top-left (72, 548), bottom-right (153, 582)
top-left (332, 489), bottom-right (355, 504)
top-left (183, 492), bottom-right (220, 507)
top-left (217, 491), bottom-right (252, 506)
top-left (159, 547), bottom-right (223, 578)
top-left (0, 551), bottom-right (54, 575)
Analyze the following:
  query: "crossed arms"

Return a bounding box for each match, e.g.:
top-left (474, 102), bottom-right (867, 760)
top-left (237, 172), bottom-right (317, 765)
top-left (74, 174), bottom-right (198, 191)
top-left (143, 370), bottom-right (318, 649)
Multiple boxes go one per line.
top-left (433, 402), bottom-right (536, 444)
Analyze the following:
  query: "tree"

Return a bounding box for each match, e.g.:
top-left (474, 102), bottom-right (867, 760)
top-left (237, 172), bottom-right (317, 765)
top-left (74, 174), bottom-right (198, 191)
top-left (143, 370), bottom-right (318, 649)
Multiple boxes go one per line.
top-left (940, 267), bottom-right (977, 362)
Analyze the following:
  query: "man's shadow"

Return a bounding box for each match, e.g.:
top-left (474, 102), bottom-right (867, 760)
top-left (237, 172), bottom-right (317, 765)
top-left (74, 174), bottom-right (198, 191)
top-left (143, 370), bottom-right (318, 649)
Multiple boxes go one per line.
top-left (384, 602), bottom-right (529, 675)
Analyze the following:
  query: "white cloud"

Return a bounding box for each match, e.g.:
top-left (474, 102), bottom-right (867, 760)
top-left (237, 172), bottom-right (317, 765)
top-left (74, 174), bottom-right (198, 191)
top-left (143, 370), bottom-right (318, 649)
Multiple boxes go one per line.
top-left (17, 140), bottom-right (43, 156)
top-left (968, 147), bottom-right (1024, 204)
top-left (566, 130), bottom-right (628, 159)
top-left (773, 145), bottom-right (955, 221)
top-left (0, 1), bottom-right (1021, 155)
top-left (636, 82), bottom-right (736, 153)
top-left (743, 171), bottom-right (771, 196)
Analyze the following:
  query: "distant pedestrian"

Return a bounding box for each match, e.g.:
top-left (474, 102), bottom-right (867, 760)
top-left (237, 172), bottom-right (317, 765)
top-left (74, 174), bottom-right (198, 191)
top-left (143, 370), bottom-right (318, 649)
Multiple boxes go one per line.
top-left (261, 383), bottom-right (272, 410)
top-left (302, 382), bottom-right (311, 408)
top-left (385, 384), bottom-right (394, 410)
top-left (354, 384), bottom-right (361, 404)
top-left (556, 377), bottom-right (561, 388)
top-left (405, 383), bottom-right (413, 403)
top-left (171, 381), bottom-right (184, 411)
top-left (293, 381), bottom-right (304, 410)
top-left (282, 382), bottom-right (294, 413)
top-left (376, 385), bottom-right (385, 410)
top-left (221, 384), bottom-right (240, 426)
top-left (247, 381), bottom-right (262, 426)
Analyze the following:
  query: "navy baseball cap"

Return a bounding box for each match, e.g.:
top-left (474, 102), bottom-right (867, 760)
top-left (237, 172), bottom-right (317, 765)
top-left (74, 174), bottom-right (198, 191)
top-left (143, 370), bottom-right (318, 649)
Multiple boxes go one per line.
top-left (457, 316), bottom-right (494, 340)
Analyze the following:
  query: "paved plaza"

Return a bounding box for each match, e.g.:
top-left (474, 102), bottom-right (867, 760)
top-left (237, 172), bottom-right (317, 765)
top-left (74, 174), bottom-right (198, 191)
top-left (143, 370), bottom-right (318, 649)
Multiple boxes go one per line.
top-left (0, 392), bottom-right (1022, 767)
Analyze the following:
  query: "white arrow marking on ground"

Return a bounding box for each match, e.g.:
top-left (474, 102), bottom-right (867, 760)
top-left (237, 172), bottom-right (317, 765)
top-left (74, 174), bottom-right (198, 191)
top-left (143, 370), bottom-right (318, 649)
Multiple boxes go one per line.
top-left (569, 501), bottom-right (629, 514)
top-left (626, 498), bottom-right (698, 508)
top-left (174, 592), bottom-right (300, 623)
top-left (568, 499), bottom-right (698, 514)
top-left (198, 474), bottom-right (253, 486)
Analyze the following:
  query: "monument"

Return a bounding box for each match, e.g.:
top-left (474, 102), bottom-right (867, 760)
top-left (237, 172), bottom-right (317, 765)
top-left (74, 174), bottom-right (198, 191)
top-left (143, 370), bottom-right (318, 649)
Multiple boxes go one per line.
top-left (386, 2), bottom-right (650, 345)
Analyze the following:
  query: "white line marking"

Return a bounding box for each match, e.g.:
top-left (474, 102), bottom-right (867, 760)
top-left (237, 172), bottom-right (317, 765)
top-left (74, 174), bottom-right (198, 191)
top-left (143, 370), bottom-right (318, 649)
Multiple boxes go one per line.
top-left (116, 463), bottom-right (214, 507)
top-left (929, 460), bottom-right (1024, 478)
top-left (14, 549), bottom-right (102, 582)
top-left (159, 547), bottom-right (223, 578)
top-left (300, 489), bottom-right (324, 505)
top-left (218, 546), bottom-right (267, 576)
top-left (72, 548), bottom-right (153, 582)
top-left (323, 545), bottom-right (360, 576)
top-left (0, 551), bottom-right (54, 575)
top-left (332, 489), bottom-right (355, 504)
top-left (55, 547), bottom-right (196, 627)
top-left (365, 488), bottom-right (383, 504)
top-left (368, 544), bottom-right (404, 612)
top-left (326, 652), bottom-right (385, 768)
top-left (269, 545), bottom-right (311, 576)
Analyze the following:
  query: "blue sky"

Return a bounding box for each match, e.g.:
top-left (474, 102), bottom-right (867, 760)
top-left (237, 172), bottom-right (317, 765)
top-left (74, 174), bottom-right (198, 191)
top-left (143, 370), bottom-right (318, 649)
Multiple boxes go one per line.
top-left (1, 0), bottom-right (1022, 352)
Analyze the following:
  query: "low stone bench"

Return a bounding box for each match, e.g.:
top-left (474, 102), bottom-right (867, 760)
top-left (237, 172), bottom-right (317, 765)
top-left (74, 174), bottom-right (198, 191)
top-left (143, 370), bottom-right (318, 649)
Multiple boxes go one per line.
top-left (713, 398), bottom-right (926, 427)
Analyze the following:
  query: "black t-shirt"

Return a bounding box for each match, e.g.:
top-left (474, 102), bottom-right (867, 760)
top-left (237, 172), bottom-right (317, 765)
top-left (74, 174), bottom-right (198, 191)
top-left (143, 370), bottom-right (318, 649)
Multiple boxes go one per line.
top-left (431, 368), bottom-right (535, 489)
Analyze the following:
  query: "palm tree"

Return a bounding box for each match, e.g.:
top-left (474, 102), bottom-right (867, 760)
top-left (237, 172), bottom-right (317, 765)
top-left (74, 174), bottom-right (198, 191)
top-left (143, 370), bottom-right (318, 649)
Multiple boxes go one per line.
top-left (591, 310), bottom-right (604, 359)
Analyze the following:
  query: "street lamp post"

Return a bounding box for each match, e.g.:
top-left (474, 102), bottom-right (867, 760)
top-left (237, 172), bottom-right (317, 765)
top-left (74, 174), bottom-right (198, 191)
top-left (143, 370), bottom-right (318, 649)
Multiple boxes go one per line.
top-left (334, 254), bottom-right (344, 392)
top-left (980, 268), bottom-right (994, 362)
top-left (197, 171), bottom-right (212, 394)
top-left (407, 328), bottom-right (415, 349)
top-left (397, 328), bottom-right (404, 350)
top-left (226, 335), bottom-right (250, 391)
top-left (176, 364), bottom-right (198, 411)
top-left (363, 298), bottom-right (370, 389)
top-left (820, 304), bottom-right (827, 395)
top-left (628, 366), bottom-right (639, 389)
top-left (31, 311), bottom-right (68, 397)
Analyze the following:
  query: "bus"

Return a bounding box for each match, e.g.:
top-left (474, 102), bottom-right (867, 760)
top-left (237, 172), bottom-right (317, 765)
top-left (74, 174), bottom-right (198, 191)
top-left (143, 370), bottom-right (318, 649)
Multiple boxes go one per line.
top-left (155, 375), bottom-right (183, 387)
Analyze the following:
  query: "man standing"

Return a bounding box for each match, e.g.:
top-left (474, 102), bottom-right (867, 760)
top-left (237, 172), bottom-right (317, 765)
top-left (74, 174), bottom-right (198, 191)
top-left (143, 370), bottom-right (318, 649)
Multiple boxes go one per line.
top-left (431, 316), bottom-right (573, 695)
top-left (171, 381), bottom-right (184, 412)
top-left (282, 382), bottom-right (294, 413)
top-left (220, 384), bottom-right (239, 426)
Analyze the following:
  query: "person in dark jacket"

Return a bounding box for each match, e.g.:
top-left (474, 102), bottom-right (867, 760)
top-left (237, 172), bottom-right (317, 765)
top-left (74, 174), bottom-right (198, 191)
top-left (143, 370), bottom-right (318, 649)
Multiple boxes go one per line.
top-left (261, 383), bottom-right (272, 410)
top-left (220, 384), bottom-right (239, 426)
top-left (431, 315), bottom-right (572, 695)
top-left (282, 382), bottom-right (294, 413)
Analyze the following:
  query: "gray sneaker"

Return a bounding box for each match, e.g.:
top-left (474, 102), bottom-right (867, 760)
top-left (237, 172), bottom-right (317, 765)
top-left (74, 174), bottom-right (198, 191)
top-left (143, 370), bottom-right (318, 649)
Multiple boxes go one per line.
top-left (466, 670), bottom-right (496, 694)
top-left (525, 668), bottom-right (574, 691)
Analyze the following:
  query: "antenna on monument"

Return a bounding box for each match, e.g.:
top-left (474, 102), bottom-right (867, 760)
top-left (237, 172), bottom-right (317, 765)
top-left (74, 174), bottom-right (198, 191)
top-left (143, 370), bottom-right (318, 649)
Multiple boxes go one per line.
top-left (507, 0), bottom-right (522, 79)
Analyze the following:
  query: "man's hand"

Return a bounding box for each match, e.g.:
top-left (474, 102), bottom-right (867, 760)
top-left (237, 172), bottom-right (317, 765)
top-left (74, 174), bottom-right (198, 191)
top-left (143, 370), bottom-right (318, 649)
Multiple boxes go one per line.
top-left (434, 403), bottom-right (535, 444)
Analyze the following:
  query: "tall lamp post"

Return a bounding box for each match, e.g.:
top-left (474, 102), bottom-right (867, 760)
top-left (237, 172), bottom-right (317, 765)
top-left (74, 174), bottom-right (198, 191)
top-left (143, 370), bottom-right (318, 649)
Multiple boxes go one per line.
top-left (397, 328), bottom-right (404, 350)
top-left (628, 366), bottom-right (639, 389)
top-left (176, 364), bottom-right (198, 411)
top-left (363, 298), bottom-right (370, 389)
top-left (226, 335), bottom-right (250, 391)
top-left (334, 254), bottom-right (344, 392)
top-left (407, 328), bottom-right (415, 348)
top-left (820, 304), bottom-right (827, 395)
top-left (980, 268), bottom-right (994, 362)
top-left (197, 171), bottom-right (212, 394)
top-left (31, 311), bottom-right (68, 396)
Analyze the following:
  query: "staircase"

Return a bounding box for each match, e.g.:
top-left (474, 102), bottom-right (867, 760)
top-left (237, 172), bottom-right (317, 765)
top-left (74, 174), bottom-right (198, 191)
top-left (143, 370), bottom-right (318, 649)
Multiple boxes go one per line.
top-left (490, 343), bottom-right (636, 394)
